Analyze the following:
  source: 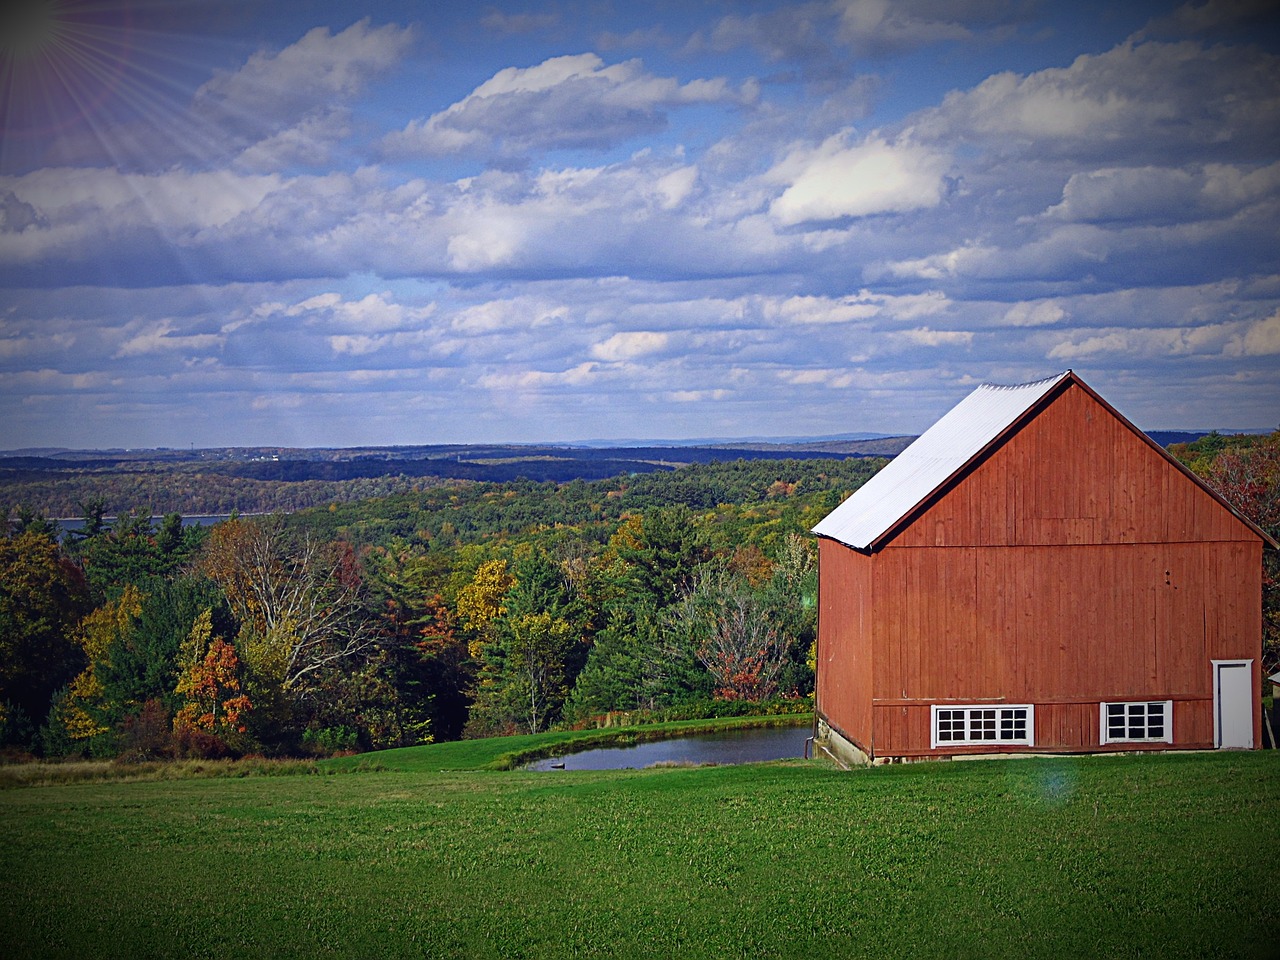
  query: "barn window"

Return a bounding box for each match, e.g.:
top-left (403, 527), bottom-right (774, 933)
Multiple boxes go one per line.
top-left (930, 705), bottom-right (1034, 748)
top-left (1100, 701), bottom-right (1172, 744)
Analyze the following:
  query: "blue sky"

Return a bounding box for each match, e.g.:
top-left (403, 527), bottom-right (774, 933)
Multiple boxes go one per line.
top-left (1, 0), bottom-right (1278, 449)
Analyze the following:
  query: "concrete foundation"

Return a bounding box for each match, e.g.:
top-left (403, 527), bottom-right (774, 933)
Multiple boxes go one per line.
top-left (815, 717), bottom-right (870, 769)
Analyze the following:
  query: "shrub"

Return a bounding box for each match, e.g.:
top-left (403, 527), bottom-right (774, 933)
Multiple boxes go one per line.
top-left (116, 700), bottom-right (175, 763)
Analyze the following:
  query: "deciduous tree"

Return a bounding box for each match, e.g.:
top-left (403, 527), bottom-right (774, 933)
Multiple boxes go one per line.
top-left (0, 530), bottom-right (91, 727)
top-left (197, 517), bottom-right (375, 698)
top-left (174, 609), bottom-right (252, 735)
top-left (672, 565), bottom-right (784, 702)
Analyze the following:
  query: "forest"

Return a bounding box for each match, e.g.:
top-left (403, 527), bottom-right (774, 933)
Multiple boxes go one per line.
top-left (0, 439), bottom-right (905, 518)
top-left (1, 431), bottom-right (1275, 762)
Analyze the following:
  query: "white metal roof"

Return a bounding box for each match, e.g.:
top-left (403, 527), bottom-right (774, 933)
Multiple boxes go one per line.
top-left (811, 372), bottom-right (1070, 550)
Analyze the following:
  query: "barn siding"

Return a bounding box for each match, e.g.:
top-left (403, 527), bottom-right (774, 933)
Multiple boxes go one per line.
top-left (815, 539), bottom-right (874, 754)
top-left (869, 700), bottom-right (1218, 756)
top-left (822, 381), bottom-right (1265, 759)
top-left (893, 382), bottom-right (1255, 549)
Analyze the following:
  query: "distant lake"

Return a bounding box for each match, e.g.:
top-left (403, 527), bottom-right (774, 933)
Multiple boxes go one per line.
top-left (523, 724), bottom-right (812, 771)
top-left (55, 515), bottom-right (233, 536)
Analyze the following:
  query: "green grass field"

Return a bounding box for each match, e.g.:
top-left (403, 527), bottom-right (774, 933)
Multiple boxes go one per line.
top-left (2, 733), bottom-right (1277, 959)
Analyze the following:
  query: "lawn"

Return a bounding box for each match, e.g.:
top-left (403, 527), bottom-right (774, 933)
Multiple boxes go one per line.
top-left (1, 741), bottom-right (1276, 959)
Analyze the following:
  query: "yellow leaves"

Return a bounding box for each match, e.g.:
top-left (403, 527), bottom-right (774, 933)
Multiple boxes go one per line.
top-left (607, 514), bottom-right (645, 555)
top-left (238, 619), bottom-right (294, 687)
top-left (457, 559), bottom-right (513, 658)
top-left (76, 583), bottom-right (145, 661)
top-left (64, 670), bottom-right (108, 740)
top-left (64, 584), bottom-right (147, 740)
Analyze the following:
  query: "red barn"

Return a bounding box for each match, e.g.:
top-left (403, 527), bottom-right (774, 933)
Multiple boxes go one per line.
top-left (811, 371), bottom-right (1276, 765)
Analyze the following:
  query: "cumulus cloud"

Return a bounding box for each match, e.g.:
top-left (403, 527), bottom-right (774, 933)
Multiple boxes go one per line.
top-left (777, 368), bottom-right (855, 388)
top-left (833, 0), bottom-right (992, 54)
top-left (451, 298), bottom-right (569, 334)
top-left (701, 0), bottom-right (1016, 67)
top-left (591, 331), bottom-right (670, 361)
top-left (383, 54), bottom-right (752, 158)
top-left (1234, 309), bottom-right (1280, 356)
top-left (768, 133), bottom-right (951, 225)
top-left (115, 323), bottom-right (224, 358)
top-left (283, 291), bottom-right (436, 332)
top-left (1044, 162), bottom-right (1280, 223)
top-left (479, 362), bottom-right (600, 390)
top-left (912, 40), bottom-right (1280, 163)
top-left (0, 167), bottom-right (285, 265)
top-left (234, 110), bottom-right (354, 171)
top-left (184, 19), bottom-right (414, 170)
top-left (1003, 301), bottom-right (1067, 327)
top-left (898, 326), bottom-right (973, 347)
top-left (196, 19), bottom-right (414, 123)
top-left (1047, 321), bottom-right (1242, 361)
top-left (765, 290), bottom-right (949, 325)
top-left (5, 9), bottom-right (1280, 447)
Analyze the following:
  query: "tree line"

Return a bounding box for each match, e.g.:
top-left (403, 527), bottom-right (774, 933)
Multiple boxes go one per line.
top-left (0, 458), bottom-right (880, 759)
top-left (2, 435), bottom-right (1274, 763)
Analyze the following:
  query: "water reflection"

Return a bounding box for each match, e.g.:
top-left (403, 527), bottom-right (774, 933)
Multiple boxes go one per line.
top-left (523, 724), bottom-right (811, 771)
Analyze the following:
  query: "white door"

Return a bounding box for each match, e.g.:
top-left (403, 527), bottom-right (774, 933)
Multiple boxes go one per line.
top-left (1213, 660), bottom-right (1253, 749)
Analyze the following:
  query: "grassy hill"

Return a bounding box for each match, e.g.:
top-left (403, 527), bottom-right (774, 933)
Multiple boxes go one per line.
top-left (1, 734), bottom-right (1275, 958)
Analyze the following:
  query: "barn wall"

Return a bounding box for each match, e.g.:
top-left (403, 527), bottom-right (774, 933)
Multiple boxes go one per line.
top-left (863, 538), bottom-right (1261, 754)
top-left (818, 379), bottom-right (1265, 760)
top-left (816, 538), bottom-right (874, 754)
top-left (893, 382), bottom-right (1257, 549)
top-left (870, 700), bottom-right (1219, 757)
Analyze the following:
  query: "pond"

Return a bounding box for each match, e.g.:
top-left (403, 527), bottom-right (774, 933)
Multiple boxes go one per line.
top-left (522, 724), bottom-right (813, 771)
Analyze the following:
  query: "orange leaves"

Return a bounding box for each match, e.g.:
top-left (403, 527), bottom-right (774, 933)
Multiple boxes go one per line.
top-left (174, 610), bottom-right (252, 734)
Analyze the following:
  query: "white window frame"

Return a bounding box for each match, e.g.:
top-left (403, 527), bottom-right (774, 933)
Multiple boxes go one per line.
top-left (1099, 700), bottom-right (1173, 745)
top-left (930, 704), bottom-right (1034, 749)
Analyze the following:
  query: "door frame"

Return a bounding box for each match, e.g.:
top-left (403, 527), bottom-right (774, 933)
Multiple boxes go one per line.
top-left (1211, 659), bottom-right (1254, 750)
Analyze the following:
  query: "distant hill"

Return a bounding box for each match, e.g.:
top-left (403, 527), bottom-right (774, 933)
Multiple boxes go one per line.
top-left (0, 429), bottom-right (1256, 518)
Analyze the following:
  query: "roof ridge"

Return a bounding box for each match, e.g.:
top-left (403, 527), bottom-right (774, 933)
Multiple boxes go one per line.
top-left (977, 371), bottom-right (1070, 392)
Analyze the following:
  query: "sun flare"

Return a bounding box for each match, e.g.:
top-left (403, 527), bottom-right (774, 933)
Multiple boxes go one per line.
top-left (0, 0), bottom-right (136, 156)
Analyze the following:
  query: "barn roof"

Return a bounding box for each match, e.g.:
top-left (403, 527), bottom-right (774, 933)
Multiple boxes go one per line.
top-left (811, 373), bottom-right (1070, 549)
top-left (811, 370), bottom-right (1278, 551)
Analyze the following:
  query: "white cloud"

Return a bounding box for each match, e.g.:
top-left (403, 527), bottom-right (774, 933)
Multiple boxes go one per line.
top-left (479, 362), bottom-right (599, 390)
top-left (234, 110), bottom-right (353, 171)
top-left (451, 298), bottom-right (569, 334)
top-left (591, 331), bottom-right (670, 361)
top-left (1236, 309), bottom-right (1280, 356)
top-left (912, 40), bottom-right (1280, 162)
top-left (834, 0), bottom-right (979, 54)
top-left (1048, 322), bottom-right (1240, 361)
top-left (777, 368), bottom-right (855, 388)
top-left (703, 0), bottom-right (1013, 65)
top-left (383, 54), bottom-right (750, 158)
top-left (768, 133), bottom-right (950, 225)
top-left (1003, 301), bottom-right (1067, 327)
top-left (0, 168), bottom-right (284, 263)
top-left (196, 19), bottom-right (414, 122)
top-left (667, 389), bottom-right (731, 402)
top-left (115, 324), bottom-right (223, 358)
top-left (1045, 162), bottom-right (1280, 223)
top-left (765, 290), bottom-right (949, 325)
top-left (898, 327), bottom-right (973, 347)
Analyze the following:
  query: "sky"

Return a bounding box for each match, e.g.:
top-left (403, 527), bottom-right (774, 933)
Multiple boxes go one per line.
top-left (1, 0), bottom-right (1279, 450)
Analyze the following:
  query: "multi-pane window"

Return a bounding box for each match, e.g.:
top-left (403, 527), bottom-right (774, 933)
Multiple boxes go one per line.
top-left (931, 705), bottom-right (1034, 748)
top-left (1100, 701), bottom-right (1172, 744)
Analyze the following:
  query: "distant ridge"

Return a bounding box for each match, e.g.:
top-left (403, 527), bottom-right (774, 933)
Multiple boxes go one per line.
top-left (5, 429), bottom-right (1272, 460)
top-left (571, 432), bottom-right (902, 448)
